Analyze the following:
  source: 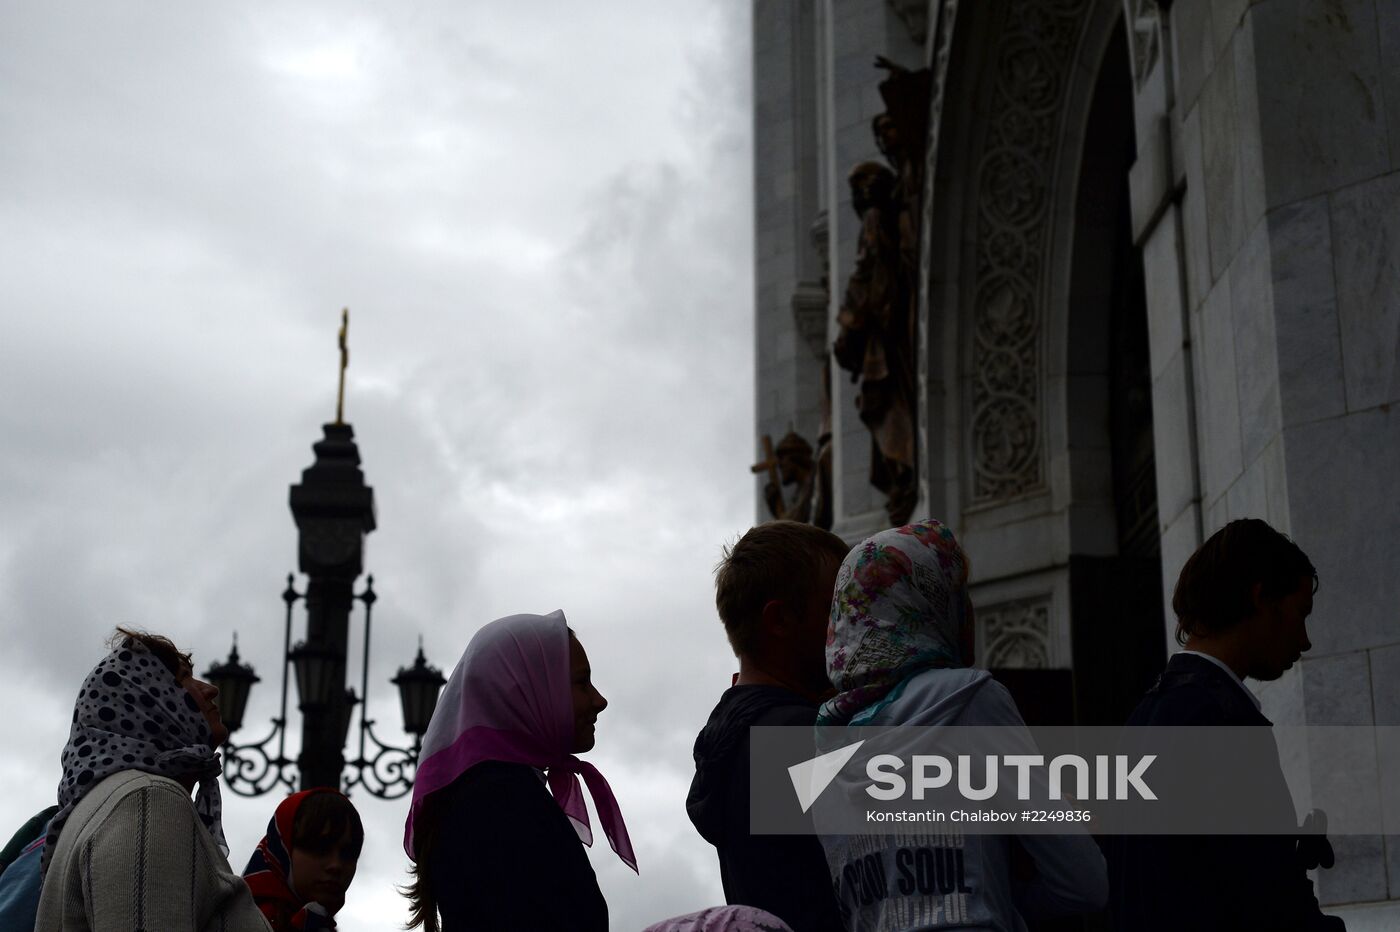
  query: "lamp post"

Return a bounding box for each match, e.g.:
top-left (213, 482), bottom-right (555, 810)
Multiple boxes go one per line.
top-left (203, 311), bottom-right (445, 798)
top-left (202, 637), bottom-right (259, 734)
top-left (206, 573), bottom-right (444, 798)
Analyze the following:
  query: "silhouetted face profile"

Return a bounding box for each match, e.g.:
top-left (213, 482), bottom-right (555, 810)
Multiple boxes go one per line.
top-left (1244, 577), bottom-right (1314, 681)
top-left (178, 665), bottom-right (229, 747)
top-left (569, 634), bottom-right (608, 753)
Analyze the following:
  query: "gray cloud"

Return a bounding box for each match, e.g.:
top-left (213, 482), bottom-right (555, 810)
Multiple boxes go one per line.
top-left (1, 0), bottom-right (754, 929)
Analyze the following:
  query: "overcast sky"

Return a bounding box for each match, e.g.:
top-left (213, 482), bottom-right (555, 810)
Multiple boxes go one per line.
top-left (0, 3), bottom-right (754, 928)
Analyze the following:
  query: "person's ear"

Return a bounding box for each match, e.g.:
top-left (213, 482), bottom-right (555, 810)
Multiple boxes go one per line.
top-left (1249, 581), bottom-right (1265, 615)
top-left (760, 598), bottom-right (793, 639)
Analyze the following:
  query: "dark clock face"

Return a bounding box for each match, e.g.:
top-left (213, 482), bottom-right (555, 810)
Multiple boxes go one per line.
top-left (300, 520), bottom-right (362, 568)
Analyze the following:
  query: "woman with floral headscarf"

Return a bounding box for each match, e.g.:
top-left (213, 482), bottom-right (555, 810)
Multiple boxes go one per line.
top-left (35, 628), bottom-right (270, 932)
top-left (402, 610), bottom-right (635, 932)
top-left (816, 521), bottom-right (1107, 931)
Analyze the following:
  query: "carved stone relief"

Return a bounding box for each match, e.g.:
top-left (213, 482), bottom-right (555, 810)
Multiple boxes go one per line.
top-left (1123, 0), bottom-right (1161, 91)
top-left (981, 595), bottom-right (1052, 668)
top-left (969, 0), bottom-right (1090, 504)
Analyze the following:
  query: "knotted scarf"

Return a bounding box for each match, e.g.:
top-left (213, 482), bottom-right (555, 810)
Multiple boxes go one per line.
top-left (41, 636), bottom-right (225, 874)
top-left (404, 611), bottom-right (636, 872)
top-left (243, 788), bottom-right (342, 931)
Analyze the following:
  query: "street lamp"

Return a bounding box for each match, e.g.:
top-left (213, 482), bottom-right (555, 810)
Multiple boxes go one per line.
top-left (393, 643), bottom-right (448, 738)
top-left (290, 641), bottom-right (342, 709)
top-left (208, 574), bottom-right (446, 799)
top-left (203, 636), bottom-right (259, 734)
top-left (205, 313), bottom-right (446, 800)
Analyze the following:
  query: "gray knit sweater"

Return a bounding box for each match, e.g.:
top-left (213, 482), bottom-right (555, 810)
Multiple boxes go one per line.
top-left (35, 770), bottom-right (270, 932)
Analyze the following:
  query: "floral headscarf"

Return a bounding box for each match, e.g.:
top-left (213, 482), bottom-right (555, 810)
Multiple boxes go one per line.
top-left (817, 520), bottom-right (972, 725)
top-left (243, 788), bottom-right (345, 931)
top-left (41, 636), bottom-right (225, 873)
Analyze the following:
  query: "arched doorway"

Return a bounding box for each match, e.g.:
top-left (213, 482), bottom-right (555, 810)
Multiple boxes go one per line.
top-left (922, 0), bottom-right (1168, 735)
top-left (1063, 19), bottom-right (1165, 725)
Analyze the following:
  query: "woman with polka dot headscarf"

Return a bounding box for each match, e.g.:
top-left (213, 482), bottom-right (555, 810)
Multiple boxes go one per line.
top-left (35, 628), bottom-right (271, 932)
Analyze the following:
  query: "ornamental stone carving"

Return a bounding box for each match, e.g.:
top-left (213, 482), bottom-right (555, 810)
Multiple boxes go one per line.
top-left (981, 595), bottom-right (1052, 669)
top-left (969, 0), bottom-right (1089, 504)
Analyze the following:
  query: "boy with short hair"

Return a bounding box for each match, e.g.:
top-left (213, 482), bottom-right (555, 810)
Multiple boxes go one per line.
top-left (1110, 518), bottom-right (1344, 931)
top-left (687, 520), bottom-right (850, 932)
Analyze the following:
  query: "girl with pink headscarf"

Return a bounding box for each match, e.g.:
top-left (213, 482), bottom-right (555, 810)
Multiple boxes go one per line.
top-left (402, 611), bottom-right (635, 932)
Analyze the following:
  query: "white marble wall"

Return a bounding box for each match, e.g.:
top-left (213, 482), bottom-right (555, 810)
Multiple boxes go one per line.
top-left (753, 0), bottom-right (924, 539)
top-left (1164, 0), bottom-right (1400, 904)
top-left (1128, 0), bottom-right (1204, 652)
top-left (754, 1), bottom-right (827, 522)
top-left (760, 5), bottom-right (1400, 906)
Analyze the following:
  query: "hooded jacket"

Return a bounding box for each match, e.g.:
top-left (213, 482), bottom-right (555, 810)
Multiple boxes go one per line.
top-left (688, 685), bottom-right (843, 932)
top-left (816, 667), bottom-right (1108, 931)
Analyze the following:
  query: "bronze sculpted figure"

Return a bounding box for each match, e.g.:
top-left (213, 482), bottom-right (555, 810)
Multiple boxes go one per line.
top-left (754, 430), bottom-right (832, 530)
top-left (834, 160), bottom-right (916, 525)
top-left (833, 58), bottom-right (929, 527)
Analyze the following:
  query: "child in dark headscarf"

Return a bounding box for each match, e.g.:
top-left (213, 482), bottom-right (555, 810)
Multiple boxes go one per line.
top-left (244, 788), bottom-right (363, 931)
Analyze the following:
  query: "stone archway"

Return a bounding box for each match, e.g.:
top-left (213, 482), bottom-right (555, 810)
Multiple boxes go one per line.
top-left (1060, 16), bottom-right (1166, 724)
top-left (919, 0), bottom-right (1170, 727)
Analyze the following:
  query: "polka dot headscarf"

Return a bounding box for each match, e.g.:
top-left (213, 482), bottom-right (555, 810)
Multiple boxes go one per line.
top-left (40, 635), bottom-right (226, 874)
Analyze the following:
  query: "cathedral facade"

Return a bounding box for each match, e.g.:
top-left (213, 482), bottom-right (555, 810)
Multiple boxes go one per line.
top-left (753, 0), bottom-right (1400, 921)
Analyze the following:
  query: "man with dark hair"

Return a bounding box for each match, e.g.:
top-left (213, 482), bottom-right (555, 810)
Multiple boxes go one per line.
top-left (687, 520), bottom-right (850, 932)
top-left (1110, 518), bottom-right (1344, 931)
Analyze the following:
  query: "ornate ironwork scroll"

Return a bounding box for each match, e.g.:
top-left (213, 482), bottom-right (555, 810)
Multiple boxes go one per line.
top-left (222, 576), bottom-right (300, 797)
top-left (341, 578), bottom-right (420, 799)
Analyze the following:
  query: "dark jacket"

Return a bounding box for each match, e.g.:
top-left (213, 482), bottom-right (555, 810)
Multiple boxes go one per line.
top-left (1108, 653), bottom-right (1343, 931)
top-left (687, 685), bottom-right (843, 932)
top-left (430, 761), bottom-right (607, 932)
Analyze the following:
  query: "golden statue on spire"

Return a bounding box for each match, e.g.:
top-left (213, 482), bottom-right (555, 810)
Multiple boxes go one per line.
top-left (334, 308), bottom-right (349, 424)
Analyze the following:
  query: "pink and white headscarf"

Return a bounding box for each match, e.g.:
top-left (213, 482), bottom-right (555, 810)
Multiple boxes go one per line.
top-left (642, 906), bottom-right (794, 932)
top-left (402, 610), bottom-right (637, 872)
